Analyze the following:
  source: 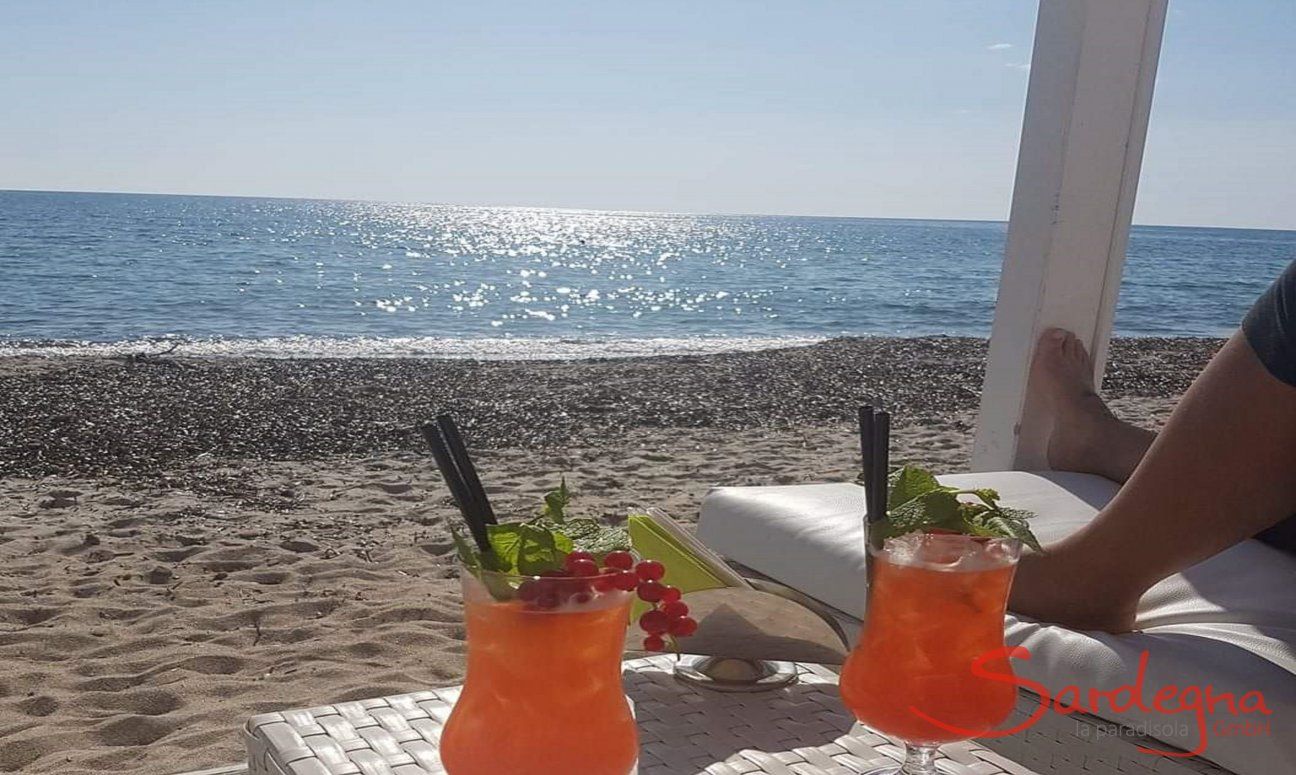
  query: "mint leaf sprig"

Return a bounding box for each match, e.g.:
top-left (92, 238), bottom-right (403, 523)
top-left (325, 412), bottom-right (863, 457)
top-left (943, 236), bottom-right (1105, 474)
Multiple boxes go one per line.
top-left (529, 476), bottom-right (633, 556)
top-left (863, 465), bottom-right (1043, 552)
top-left (539, 477), bottom-right (573, 523)
top-left (451, 480), bottom-right (634, 599)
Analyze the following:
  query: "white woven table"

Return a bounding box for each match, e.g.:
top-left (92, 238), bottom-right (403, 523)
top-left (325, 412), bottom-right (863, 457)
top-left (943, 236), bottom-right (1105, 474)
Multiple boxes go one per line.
top-left (244, 655), bottom-right (1038, 775)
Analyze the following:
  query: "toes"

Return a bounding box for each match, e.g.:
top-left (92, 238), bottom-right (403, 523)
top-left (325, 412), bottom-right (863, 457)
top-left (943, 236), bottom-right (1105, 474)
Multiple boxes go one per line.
top-left (1063, 333), bottom-right (1092, 365)
top-left (1060, 332), bottom-right (1078, 360)
top-left (1041, 327), bottom-right (1068, 346)
top-left (1038, 328), bottom-right (1068, 359)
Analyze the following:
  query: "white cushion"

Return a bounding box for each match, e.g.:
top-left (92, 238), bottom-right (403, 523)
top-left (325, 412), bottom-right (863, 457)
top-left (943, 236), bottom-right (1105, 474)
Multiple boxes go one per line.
top-left (698, 471), bottom-right (1296, 775)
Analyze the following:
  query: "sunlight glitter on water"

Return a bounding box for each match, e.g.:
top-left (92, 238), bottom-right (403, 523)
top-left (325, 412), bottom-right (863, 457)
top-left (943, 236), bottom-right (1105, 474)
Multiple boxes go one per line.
top-left (2, 191), bottom-right (1289, 346)
top-left (0, 335), bottom-right (829, 360)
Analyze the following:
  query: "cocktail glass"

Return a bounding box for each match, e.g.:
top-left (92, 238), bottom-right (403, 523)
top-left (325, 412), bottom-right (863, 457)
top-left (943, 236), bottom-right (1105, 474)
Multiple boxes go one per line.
top-left (439, 566), bottom-right (638, 775)
top-left (839, 534), bottom-right (1021, 775)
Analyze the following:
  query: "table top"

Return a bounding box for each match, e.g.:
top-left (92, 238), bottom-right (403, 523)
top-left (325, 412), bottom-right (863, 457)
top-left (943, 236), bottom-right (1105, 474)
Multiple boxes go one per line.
top-left (243, 654), bottom-right (1038, 775)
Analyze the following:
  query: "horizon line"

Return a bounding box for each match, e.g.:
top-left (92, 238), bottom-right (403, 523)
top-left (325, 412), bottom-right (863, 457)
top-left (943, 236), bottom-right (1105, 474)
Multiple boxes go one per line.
top-left (3, 187), bottom-right (1293, 234)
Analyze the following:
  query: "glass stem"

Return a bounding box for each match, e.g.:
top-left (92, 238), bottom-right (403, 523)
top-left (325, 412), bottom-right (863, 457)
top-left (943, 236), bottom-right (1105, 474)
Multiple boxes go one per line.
top-left (900, 744), bottom-right (938, 775)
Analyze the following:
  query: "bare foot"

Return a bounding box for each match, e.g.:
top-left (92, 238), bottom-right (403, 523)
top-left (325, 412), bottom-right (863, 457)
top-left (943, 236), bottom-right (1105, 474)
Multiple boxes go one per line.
top-left (1015, 329), bottom-right (1159, 631)
top-left (1032, 329), bottom-right (1152, 483)
top-left (1010, 546), bottom-right (1140, 633)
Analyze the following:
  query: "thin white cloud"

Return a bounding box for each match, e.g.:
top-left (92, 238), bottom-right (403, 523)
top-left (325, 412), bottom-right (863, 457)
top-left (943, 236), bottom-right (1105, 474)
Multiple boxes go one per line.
top-left (987, 43), bottom-right (1013, 51)
top-left (1006, 62), bottom-right (1031, 72)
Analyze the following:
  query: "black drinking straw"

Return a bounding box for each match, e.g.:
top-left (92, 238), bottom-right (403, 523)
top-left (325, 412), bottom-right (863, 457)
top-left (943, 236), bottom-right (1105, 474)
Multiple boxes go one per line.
top-left (437, 414), bottom-right (498, 526)
top-left (871, 409), bottom-right (890, 527)
top-left (860, 404), bottom-right (890, 554)
top-left (858, 405), bottom-right (875, 492)
top-left (420, 422), bottom-right (491, 553)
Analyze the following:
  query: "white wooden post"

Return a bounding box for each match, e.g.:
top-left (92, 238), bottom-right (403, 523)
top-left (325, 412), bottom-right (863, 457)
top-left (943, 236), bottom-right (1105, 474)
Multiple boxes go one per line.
top-left (971, 0), bottom-right (1168, 472)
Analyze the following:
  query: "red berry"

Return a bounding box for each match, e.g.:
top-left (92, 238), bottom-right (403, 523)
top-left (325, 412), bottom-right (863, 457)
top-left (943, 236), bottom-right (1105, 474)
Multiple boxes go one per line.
top-left (639, 610), bottom-right (670, 634)
top-left (565, 551), bottom-right (596, 570)
top-left (660, 586), bottom-right (681, 603)
top-left (535, 592), bottom-right (560, 610)
top-left (636, 580), bottom-right (666, 603)
top-left (643, 634), bottom-right (666, 652)
top-left (603, 551), bottom-right (634, 570)
top-left (661, 600), bottom-right (689, 618)
top-left (517, 580), bottom-right (542, 602)
top-left (635, 560), bottom-right (665, 582)
top-left (612, 570), bottom-right (638, 592)
top-left (592, 573), bottom-right (616, 593)
top-left (668, 616), bottom-right (698, 637)
top-left (537, 577), bottom-right (581, 603)
top-left (572, 591), bottom-right (592, 605)
top-left (568, 558), bottom-right (599, 577)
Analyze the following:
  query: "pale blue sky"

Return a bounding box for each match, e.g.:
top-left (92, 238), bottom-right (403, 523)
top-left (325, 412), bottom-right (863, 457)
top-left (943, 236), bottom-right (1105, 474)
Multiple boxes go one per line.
top-left (2, 1), bottom-right (1293, 228)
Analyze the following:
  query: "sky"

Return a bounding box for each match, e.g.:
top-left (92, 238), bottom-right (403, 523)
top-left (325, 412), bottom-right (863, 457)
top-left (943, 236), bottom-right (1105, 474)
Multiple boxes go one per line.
top-left (2, 1), bottom-right (1293, 229)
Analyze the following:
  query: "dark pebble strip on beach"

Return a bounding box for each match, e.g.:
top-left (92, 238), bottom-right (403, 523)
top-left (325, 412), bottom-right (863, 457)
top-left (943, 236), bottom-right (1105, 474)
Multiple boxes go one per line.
top-left (0, 336), bottom-right (1222, 482)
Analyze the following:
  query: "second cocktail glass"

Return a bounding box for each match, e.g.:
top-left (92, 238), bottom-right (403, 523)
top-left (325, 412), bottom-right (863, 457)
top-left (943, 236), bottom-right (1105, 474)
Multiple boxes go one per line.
top-left (839, 533), bottom-right (1021, 775)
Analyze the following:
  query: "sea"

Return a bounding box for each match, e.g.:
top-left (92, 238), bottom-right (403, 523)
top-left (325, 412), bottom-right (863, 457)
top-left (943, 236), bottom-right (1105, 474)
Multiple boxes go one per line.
top-left (2, 190), bottom-right (1293, 360)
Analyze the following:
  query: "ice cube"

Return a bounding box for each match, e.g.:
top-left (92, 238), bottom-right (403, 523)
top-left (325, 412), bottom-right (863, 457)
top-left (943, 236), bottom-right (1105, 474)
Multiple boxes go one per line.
top-left (916, 534), bottom-right (969, 566)
top-left (881, 532), bottom-right (926, 565)
top-left (953, 537), bottom-right (1021, 571)
top-left (883, 533), bottom-right (1012, 571)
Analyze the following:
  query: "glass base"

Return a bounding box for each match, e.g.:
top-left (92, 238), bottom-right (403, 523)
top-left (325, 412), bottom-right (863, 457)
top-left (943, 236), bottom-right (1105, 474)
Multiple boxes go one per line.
top-left (673, 655), bottom-right (798, 692)
top-left (859, 743), bottom-right (938, 775)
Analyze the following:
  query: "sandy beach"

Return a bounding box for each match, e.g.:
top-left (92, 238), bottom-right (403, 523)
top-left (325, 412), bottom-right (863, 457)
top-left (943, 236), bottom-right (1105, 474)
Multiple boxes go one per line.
top-left (0, 336), bottom-right (1221, 774)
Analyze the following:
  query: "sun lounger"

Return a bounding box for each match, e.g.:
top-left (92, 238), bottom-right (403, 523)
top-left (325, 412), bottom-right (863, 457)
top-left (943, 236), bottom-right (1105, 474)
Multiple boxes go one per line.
top-left (698, 472), bottom-right (1296, 775)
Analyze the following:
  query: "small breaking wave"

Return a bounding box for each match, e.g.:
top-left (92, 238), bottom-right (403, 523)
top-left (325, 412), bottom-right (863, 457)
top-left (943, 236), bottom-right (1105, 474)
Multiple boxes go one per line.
top-left (0, 335), bottom-right (829, 361)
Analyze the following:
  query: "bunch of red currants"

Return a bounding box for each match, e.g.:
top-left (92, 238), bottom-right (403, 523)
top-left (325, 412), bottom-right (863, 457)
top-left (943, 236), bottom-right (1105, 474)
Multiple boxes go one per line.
top-left (608, 554), bottom-right (698, 652)
top-left (514, 550), bottom-right (698, 652)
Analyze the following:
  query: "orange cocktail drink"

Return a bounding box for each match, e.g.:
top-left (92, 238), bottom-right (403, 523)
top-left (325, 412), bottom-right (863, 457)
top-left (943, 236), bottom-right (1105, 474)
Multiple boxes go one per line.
top-left (840, 534), bottom-right (1020, 772)
top-left (439, 568), bottom-right (637, 775)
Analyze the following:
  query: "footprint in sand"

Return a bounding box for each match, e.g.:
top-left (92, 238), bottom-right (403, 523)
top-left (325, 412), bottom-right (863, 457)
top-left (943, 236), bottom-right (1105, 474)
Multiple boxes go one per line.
top-left (145, 567), bottom-right (174, 584)
top-left (250, 571), bottom-right (288, 585)
top-left (374, 482), bottom-right (413, 495)
top-left (75, 673), bottom-right (149, 692)
top-left (346, 641), bottom-right (386, 659)
top-left (152, 546), bottom-right (204, 563)
top-left (0, 607), bottom-right (59, 626)
top-left (86, 688), bottom-right (183, 716)
top-left (57, 533), bottom-right (102, 556)
top-left (17, 695), bottom-right (58, 717)
top-left (38, 490), bottom-right (80, 509)
top-left (418, 541), bottom-right (454, 556)
top-left (95, 715), bottom-right (179, 747)
top-left (279, 539), bottom-right (319, 553)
